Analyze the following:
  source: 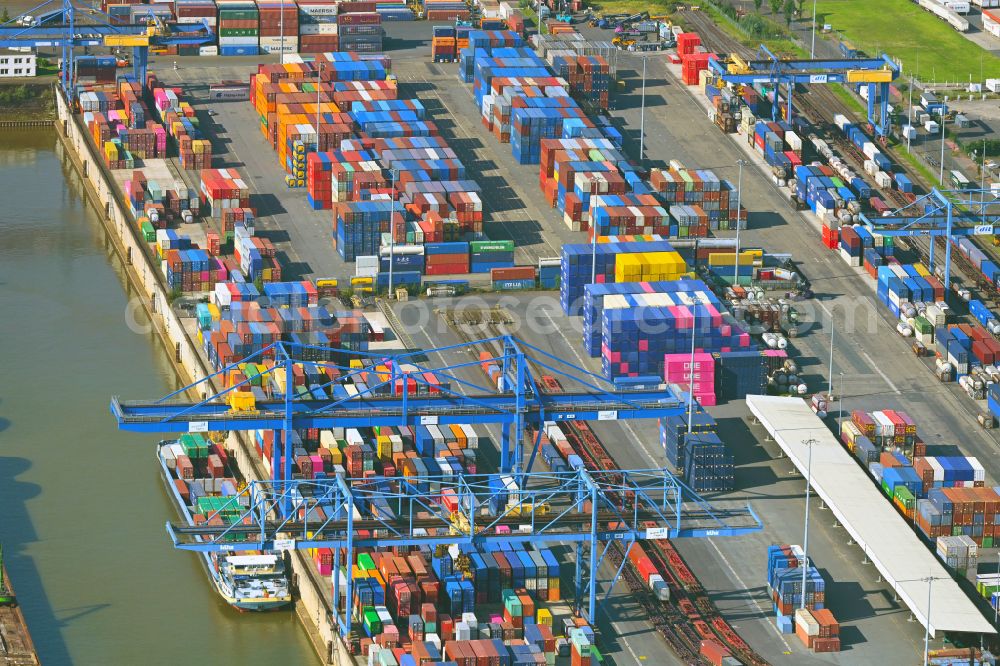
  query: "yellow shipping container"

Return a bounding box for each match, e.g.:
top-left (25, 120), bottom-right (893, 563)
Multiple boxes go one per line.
top-left (707, 249), bottom-right (762, 267)
top-left (614, 251), bottom-right (686, 282)
top-left (913, 263), bottom-right (931, 277)
top-left (376, 434), bottom-right (393, 459)
top-left (272, 366), bottom-right (288, 394)
top-left (537, 608), bottom-right (553, 626)
top-left (228, 391), bottom-right (256, 412)
top-left (207, 302), bottom-right (221, 322)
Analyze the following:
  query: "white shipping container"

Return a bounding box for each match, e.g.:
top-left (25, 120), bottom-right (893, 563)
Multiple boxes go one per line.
top-left (984, 9), bottom-right (1000, 35)
top-left (862, 142), bottom-right (879, 160)
top-left (219, 36), bottom-right (259, 45)
top-left (975, 0), bottom-right (1000, 6)
top-left (925, 120), bottom-right (940, 133)
top-left (833, 113), bottom-right (850, 130)
top-left (986, 78), bottom-right (1000, 92)
top-left (901, 125), bottom-right (917, 140)
top-left (786, 130), bottom-right (802, 152)
top-left (298, 4), bottom-right (339, 15)
top-left (259, 37), bottom-right (298, 53)
top-left (876, 171), bottom-right (893, 188)
top-left (299, 22), bottom-right (338, 34)
top-left (795, 609), bottom-right (820, 636)
top-left (199, 45), bottom-right (218, 56)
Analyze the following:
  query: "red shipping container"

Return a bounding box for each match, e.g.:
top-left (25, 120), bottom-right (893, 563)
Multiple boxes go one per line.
top-left (490, 266), bottom-right (536, 281)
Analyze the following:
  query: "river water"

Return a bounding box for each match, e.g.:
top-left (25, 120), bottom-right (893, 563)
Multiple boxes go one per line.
top-left (0, 131), bottom-right (315, 664)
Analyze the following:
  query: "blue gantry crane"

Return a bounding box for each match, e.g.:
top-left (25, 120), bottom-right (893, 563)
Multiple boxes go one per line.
top-left (859, 187), bottom-right (1000, 289)
top-left (159, 469), bottom-right (762, 633)
top-left (0, 0), bottom-right (214, 95)
top-left (110, 335), bottom-right (764, 630)
top-left (111, 336), bottom-right (694, 486)
top-left (708, 45), bottom-right (900, 137)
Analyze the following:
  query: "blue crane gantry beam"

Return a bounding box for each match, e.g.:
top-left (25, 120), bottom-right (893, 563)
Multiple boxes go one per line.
top-left (708, 44), bottom-right (900, 137)
top-left (111, 336), bottom-right (691, 484)
top-left (0, 0), bottom-right (213, 92)
top-left (859, 187), bottom-right (1000, 289)
top-left (113, 335), bottom-right (763, 632)
top-left (161, 468), bottom-right (763, 633)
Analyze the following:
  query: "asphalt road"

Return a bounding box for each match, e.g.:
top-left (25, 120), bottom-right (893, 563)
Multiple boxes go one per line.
top-left (144, 21), bottom-right (1000, 663)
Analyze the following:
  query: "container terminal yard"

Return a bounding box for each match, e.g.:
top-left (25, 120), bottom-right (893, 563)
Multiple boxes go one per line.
top-left (7, 0), bottom-right (1000, 663)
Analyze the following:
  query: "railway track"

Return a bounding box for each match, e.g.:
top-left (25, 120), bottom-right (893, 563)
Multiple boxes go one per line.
top-left (675, 9), bottom-right (931, 212)
top-left (441, 315), bottom-right (767, 664)
top-left (561, 419), bottom-right (771, 666)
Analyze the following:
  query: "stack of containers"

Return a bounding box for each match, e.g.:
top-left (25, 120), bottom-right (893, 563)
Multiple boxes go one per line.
top-left (234, 224), bottom-right (281, 282)
top-left (432, 25), bottom-right (457, 63)
top-left (257, 0), bottom-right (299, 54)
top-left (200, 168), bottom-right (251, 219)
top-left (936, 534), bottom-right (979, 573)
top-left (538, 258), bottom-right (560, 289)
top-left (333, 200), bottom-right (397, 261)
top-left (305, 148), bottom-right (381, 210)
top-left (556, 54), bottom-right (610, 111)
top-left (424, 241), bottom-right (470, 275)
top-left (659, 412), bottom-right (732, 489)
top-left (714, 350), bottom-right (769, 400)
top-left (766, 544), bottom-right (826, 632)
top-left (660, 412), bottom-right (714, 478)
top-left (581, 278), bottom-right (707, 356)
top-left (916, 487), bottom-right (1000, 547)
top-left (297, 0), bottom-right (339, 53)
top-left (937, 323), bottom-right (1000, 374)
top-left (74, 56), bottom-right (117, 84)
top-left (649, 165), bottom-right (745, 232)
top-left (559, 237), bottom-right (678, 316)
top-left (589, 194), bottom-right (670, 238)
top-left (217, 0), bottom-right (260, 56)
top-left (663, 352), bottom-right (716, 407)
top-left (162, 242), bottom-right (223, 293)
top-left (491, 266), bottom-right (536, 290)
top-left (174, 0), bottom-right (218, 32)
top-left (601, 290), bottom-right (753, 379)
top-left (470, 240), bottom-right (515, 273)
top-left (684, 431), bottom-right (734, 490)
top-left (337, 10), bottom-right (382, 53)
top-left (423, 0), bottom-right (470, 20)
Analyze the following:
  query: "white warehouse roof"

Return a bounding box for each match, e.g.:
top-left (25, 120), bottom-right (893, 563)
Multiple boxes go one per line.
top-left (746, 394), bottom-right (995, 636)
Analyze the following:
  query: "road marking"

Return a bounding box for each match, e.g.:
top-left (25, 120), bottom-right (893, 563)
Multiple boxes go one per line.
top-left (861, 350), bottom-right (902, 394)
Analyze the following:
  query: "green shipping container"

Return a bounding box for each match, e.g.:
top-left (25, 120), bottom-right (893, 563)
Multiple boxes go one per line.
top-left (881, 479), bottom-right (892, 497)
top-left (471, 240), bottom-right (515, 253)
top-left (913, 316), bottom-right (933, 335)
top-left (141, 221), bottom-right (156, 242)
top-left (363, 609), bottom-right (381, 634)
top-left (219, 28), bottom-right (258, 37)
top-left (358, 553), bottom-right (376, 571)
top-left (219, 9), bottom-right (259, 19)
top-left (984, 537), bottom-right (994, 549)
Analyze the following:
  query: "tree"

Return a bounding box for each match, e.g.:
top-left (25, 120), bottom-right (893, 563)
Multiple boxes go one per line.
top-left (795, 0), bottom-right (804, 14)
top-left (753, 0), bottom-right (764, 11)
top-left (0, 7), bottom-right (10, 23)
top-left (783, 0), bottom-right (795, 25)
top-left (769, 0), bottom-right (782, 14)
